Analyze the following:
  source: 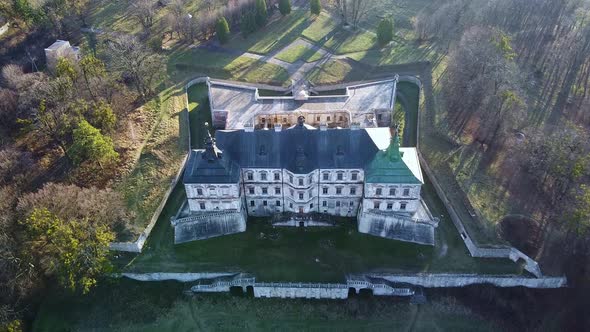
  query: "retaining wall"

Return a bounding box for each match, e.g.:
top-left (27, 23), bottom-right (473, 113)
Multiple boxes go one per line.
top-left (121, 272), bottom-right (236, 282)
top-left (372, 273), bottom-right (567, 288)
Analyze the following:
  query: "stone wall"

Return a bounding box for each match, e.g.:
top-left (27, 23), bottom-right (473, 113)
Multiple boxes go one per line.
top-left (253, 283), bottom-right (349, 299)
top-left (371, 273), bottom-right (567, 288)
top-left (173, 207), bottom-right (247, 243)
top-left (121, 272), bottom-right (236, 282)
top-left (358, 207), bottom-right (435, 245)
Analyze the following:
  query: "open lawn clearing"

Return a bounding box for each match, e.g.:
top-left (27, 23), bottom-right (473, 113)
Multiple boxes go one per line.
top-left (33, 279), bottom-right (501, 332)
top-left (274, 43), bottom-right (324, 63)
top-left (167, 47), bottom-right (290, 86)
top-left (186, 83), bottom-right (213, 149)
top-left (346, 41), bottom-right (444, 66)
top-left (302, 13), bottom-right (377, 54)
top-left (307, 59), bottom-right (368, 85)
top-left (227, 9), bottom-right (311, 55)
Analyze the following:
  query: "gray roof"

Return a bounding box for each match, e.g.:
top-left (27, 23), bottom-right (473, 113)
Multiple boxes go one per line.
top-left (215, 126), bottom-right (384, 173)
top-left (183, 149), bottom-right (241, 184)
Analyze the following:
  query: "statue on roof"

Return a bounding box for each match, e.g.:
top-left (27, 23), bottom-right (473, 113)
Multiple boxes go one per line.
top-left (202, 122), bottom-right (219, 162)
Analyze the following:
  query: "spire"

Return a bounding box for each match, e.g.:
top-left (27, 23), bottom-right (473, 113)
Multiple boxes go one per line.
top-left (202, 122), bottom-right (219, 162)
top-left (386, 123), bottom-right (401, 162)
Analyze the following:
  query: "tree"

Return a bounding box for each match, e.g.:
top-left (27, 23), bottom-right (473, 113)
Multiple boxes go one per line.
top-left (377, 17), bottom-right (393, 46)
top-left (17, 182), bottom-right (129, 230)
top-left (129, 0), bottom-right (157, 31)
top-left (19, 208), bottom-right (114, 294)
top-left (73, 99), bottom-right (116, 133)
top-left (79, 55), bottom-right (106, 101)
top-left (105, 35), bottom-right (164, 99)
top-left (240, 9), bottom-right (257, 37)
top-left (68, 119), bottom-right (118, 167)
top-left (255, 0), bottom-right (267, 26)
top-left (0, 89), bottom-right (18, 130)
top-left (279, 0), bottom-right (291, 16)
top-left (310, 0), bottom-right (320, 15)
top-left (215, 16), bottom-right (230, 44)
top-left (56, 57), bottom-right (79, 82)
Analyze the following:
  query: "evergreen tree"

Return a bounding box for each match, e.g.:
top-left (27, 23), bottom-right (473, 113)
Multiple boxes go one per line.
top-left (240, 9), bottom-right (258, 37)
top-left (255, 0), bottom-right (267, 27)
top-left (215, 16), bottom-right (230, 44)
top-left (377, 18), bottom-right (394, 46)
top-left (310, 0), bottom-right (321, 15)
top-left (69, 119), bottom-right (118, 166)
top-left (279, 0), bottom-right (291, 16)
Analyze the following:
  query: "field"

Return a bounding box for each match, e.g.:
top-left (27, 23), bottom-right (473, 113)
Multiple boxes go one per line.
top-left (32, 279), bottom-right (502, 332)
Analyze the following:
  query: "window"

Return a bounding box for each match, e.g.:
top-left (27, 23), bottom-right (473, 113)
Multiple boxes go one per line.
top-left (336, 201), bottom-right (340, 207)
top-left (389, 188), bottom-right (396, 196)
top-left (387, 203), bottom-right (393, 210)
top-left (289, 203), bottom-right (293, 208)
top-left (247, 173), bottom-right (253, 180)
top-left (262, 187), bottom-right (268, 194)
top-left (222, 187), bottom-right (229, 195)
top-left (376, 188), bottom-right (382, 196)
top-left (261, 172), bottom-right (267, 181)
top-left (276, 200), bottom-right (281, 206)
top-left (323, 173), bottom-right (329, 181)
top-left (337, 173), bottom-right (343, 180)
top-left (289, 175), bottom-right (293, 183)
top-left (377, 114), bottom-right (382, 121)
top-left (322, 187), bottom-right (328, 194)
top-left (197, 188), bottom-right (203, 195)
top-left (283, 117), bottom-right (287, 123)
top-left (274, 173), bottom-right (280, 180)
top-left (250, 200), bottom-right (255, 207)
top-left (199, 202), bottom-right (206, 210)
top-left (350, 201), bottom-right (354, 206)
top-left (339, 116), bottom-right (343, 121)
top-left (248, 187), bottom-right (254, 194)
top-left (308, 175), bottom-right (313, 183)
top-left (290, 189), bottom-right (294, 196)
top-left (373, 201), bottom-right (380, 209)
top-left (400, 203), bottom-right (407, 210)
top-left (209, 188), bottom-right (216, 195)
top-left (403, 188), bottom-right (410, 196)
top-left (275, 187), bottom-right (281, 194)
top-left (298, 178), bottom-right (303, 186)
top-left (327, 116), bottom-right (331, 121)
top-left (316, 116), bottom-right (320, 121)
top-left (336, 187), bottom-right (342, 195)
top-left (322, 201), bottom-right (327, 207)
top-left (298, 193), bottom-right (304, 200)
top-left (351, 173), bottom-right (358, 181)
top-left (263, 200), bottom-right (268, 206)
top-left (310, 203), bottom-right (313, 209)
top-left (350, 187), bottom-right (356, 195)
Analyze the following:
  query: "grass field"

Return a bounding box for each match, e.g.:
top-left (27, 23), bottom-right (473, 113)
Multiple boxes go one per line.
top-left (33, 279), bottom-right (501, 332)
top-left (274, 43), bottom-right (324, 63)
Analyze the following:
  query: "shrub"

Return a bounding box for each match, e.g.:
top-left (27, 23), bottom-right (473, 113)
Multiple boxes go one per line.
top-left (215, 17), bottom-right (230, 44)
top-left (69, 119), bottom-right (118, 166)
top-left (377, 18), bottom-right (394, 46)
top-left (279, 0), bottom-right (291, 15)
top-left (310, 0), bottom-right (321, 15)
top-left (240, 9), bottom-right (258, 37)
top-left (255, 0), bottom-right (268, 27)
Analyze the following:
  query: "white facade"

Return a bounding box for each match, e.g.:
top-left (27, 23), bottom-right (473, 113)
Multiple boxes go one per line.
top-left (186, 183), bottom-right (243, 212)
top-left (361, 183), bottom-right (421, 214)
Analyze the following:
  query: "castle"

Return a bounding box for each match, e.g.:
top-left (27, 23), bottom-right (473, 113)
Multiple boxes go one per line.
top-left (176, 78), bottom-right (437, 245)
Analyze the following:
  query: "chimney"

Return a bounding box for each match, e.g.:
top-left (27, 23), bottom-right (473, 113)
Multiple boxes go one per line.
top-left (274, 123), bottom-right (282, 132)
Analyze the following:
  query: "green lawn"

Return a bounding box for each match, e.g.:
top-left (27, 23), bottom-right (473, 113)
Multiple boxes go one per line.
top-left (307, 59), bottom-right (368, 85)
top-left (227, 10), bottom-right (312, 55)
top-left (168, 47), bottom-right (290, 86)
top-left (33, 279), bottom-right (501, 332)
top-left (302, 13), bottom-right (377, 54)
top-left (274, 43), bottom-right (325, 63)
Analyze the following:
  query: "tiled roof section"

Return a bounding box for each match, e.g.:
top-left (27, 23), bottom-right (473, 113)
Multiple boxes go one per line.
top-left (215, 127), bottom-right (388, 173)
top-left (183, 150), bottom-right (241, 184)
top-left (364, 134), bottom-right (423, 184)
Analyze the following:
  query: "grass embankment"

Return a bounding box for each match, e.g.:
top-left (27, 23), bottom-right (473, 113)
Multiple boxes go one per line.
top-left (33, 278), bottom-right (500, 332)
top-left (112, 84), bottom-right (189, 240)
top-left (116, 84), bottom-right (523, 280)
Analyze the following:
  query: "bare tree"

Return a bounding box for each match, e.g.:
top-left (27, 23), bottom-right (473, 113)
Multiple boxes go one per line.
top-left (105, 35), bottom-right (164, 100)
top-left (129, 0), bottom-right (157, 30)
